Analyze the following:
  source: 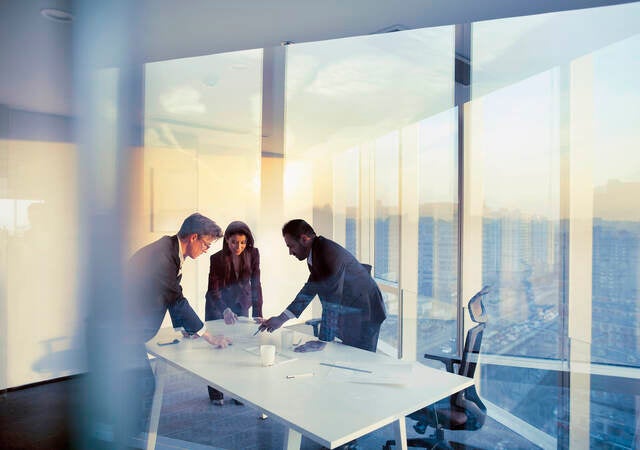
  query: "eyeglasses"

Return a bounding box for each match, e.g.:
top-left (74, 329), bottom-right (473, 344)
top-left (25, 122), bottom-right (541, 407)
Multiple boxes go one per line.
top-left (199, 237), bottom-right (214, 251)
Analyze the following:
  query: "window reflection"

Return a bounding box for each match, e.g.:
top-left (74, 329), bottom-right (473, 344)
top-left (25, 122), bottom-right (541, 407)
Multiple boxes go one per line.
top-left (417, 108), bottom-right (459, 359)
top-left (0, 137), bottom-right (80, 388)
top-left (286, 26), bottom-right (455, 354)
top-left (334, 147), bottom-right (359, 257)
top-left (374, 131), bottom-right (399, 283)
top-left (590, 34), bottom-right (640, 368)
top-left (473, 3), bottom-right (640, 447)
top-left (588, 30), bottom-right (640, 450)
top-left (144, 49), bottom-right (263, 317)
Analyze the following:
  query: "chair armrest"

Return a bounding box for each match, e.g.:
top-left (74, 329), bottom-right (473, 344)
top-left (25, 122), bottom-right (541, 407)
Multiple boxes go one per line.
top-left (305, 318), bottom-right (321, 337)
top-left (423, 352), bottom-right (461, 373)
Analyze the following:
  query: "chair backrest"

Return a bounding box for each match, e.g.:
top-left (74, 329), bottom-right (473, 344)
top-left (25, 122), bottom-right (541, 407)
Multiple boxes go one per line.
top-left (454, 286), bottom-right (490, 429)
top-left (458, 322), bottom-right (485, 379)
top-left (468, 285), bottom-right (489, 324)
top-left (457, 285), bottom-right (489, 379)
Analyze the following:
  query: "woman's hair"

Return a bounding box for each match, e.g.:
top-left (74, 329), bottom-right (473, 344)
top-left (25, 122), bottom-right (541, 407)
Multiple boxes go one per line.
top-left (222, 221), bottom-right (255, 254)
top-left (221, 221), bottom-right (256, 279)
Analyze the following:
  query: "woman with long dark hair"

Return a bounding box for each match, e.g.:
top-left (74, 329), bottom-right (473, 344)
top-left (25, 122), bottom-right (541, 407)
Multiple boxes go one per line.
top-left (205, 220), bottom-right (263, 403)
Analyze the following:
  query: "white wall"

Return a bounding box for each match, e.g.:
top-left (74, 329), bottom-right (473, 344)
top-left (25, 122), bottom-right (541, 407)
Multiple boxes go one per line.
top-left (0, 106), bottom-right (85, 389)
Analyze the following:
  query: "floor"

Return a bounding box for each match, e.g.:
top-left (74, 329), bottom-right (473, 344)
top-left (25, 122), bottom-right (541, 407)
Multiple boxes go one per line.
top-left (0, 376), bottom-right (76, 450)
top-left (0, 365), bottom-right (540, 450)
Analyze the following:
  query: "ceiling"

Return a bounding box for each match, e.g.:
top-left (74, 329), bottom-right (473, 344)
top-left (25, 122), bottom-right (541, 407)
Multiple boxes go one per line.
top-left (0, 0), bottom-right (636, 117)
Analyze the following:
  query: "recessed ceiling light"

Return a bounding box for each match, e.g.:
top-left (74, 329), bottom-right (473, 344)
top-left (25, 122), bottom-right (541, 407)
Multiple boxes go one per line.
top-left (40, 8), bottom-right (74, 23)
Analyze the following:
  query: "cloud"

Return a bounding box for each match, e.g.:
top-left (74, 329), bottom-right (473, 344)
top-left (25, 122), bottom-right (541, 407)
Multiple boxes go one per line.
top-left (160, 86), bottom-right (206, 115)
top-left (305, 56), bottom-right (407, 97)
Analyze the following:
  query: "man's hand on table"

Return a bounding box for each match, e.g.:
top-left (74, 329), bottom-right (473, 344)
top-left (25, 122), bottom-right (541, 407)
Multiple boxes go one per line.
top-left (201, 331), bottom-right (232, 348)
top-left (257, 312), bottom-right (288, 333)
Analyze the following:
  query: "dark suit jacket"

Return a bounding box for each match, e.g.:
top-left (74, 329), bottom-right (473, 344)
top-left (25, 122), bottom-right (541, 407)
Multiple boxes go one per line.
top-left (128, 235), bottom-right (203, 342)
top-left (205, 247), bottom-right (263, 320)
top-left (285, 236), bottom-right (386, 345)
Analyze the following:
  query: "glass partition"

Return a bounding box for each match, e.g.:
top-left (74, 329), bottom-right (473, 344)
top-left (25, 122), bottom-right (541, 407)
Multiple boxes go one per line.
top-left (0, 135), bottom-right (80, 388)
top-left (417, 108), bottom-right (459, 359)
top-left (144, 49), bottom-right (263, 317)
top-left (285, 25), bottom-right (455, 355)
top-left (588, 25), bottom-right (640, 449)
top-left (333, 147), bottom-right (360, 256)
top-left (471, 3), bottom-right (640, 447)
top-left (374, 131), bottom-right (400, 283)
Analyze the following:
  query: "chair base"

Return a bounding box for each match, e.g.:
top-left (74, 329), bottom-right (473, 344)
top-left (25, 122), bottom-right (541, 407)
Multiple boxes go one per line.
top-left (383, 438), bottom-right (485, 450)
top-left (383, 438), bottom-right (452, 449)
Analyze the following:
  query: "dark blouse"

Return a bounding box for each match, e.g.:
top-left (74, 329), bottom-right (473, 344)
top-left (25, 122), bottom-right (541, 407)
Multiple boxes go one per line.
top-left (205, 246), bottom-right (263, 320)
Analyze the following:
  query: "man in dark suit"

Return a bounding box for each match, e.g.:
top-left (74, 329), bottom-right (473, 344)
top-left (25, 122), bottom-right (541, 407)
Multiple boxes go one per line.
top-left (126, 213), bottom-right (231, 434)
top-left (260, 219), bottom-right (386, 352)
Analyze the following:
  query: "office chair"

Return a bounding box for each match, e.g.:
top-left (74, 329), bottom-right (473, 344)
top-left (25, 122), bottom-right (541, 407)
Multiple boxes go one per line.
top-left (384, 286), bottom-right (490, 450)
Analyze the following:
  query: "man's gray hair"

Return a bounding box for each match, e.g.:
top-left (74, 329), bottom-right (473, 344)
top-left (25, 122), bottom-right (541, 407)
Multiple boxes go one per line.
top-left (177, 213), bottom-right (222, 239)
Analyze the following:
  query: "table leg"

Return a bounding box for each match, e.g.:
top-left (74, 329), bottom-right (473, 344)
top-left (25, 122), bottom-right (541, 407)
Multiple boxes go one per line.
top-left (392, 417), bottom-right (408, 450)
top-left (146, 359), bottom-right (166, 450)
top-left (283, 427), bottom-right (302, 450)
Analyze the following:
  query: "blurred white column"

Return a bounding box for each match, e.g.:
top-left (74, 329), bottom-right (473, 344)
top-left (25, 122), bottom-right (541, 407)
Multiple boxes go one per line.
top-left (73, 0), bottom-right (143, 448)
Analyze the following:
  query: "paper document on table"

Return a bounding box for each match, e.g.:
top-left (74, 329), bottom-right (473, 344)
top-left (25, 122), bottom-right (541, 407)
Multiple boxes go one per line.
top-left (235, 317), bottom-right (256, 324)
top-left (326, 362), bottom-right (414, 385)
top-left (244, 346), bottom-right (297, 365)
top-left (230, 333), bottom-right (257, 346)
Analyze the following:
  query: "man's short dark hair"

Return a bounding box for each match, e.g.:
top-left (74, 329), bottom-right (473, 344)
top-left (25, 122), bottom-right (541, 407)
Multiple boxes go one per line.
top-left (178, 213), bottom-right (223, 239)
top-left (282, 219), bottom-right (316, 239)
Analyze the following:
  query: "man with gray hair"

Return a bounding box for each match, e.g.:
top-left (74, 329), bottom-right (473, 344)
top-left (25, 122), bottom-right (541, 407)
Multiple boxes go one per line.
top-left (126, 213), bottom-right (231, 435)
top-left (129, 212), bottom-right (231, 345)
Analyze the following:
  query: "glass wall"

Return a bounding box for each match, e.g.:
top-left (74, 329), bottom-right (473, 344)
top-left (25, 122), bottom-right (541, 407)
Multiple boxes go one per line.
top-left (374, 131), bottom-right (400, 283)
top-left (285, 25), bottom-right (455, 354)
top-left (137, 4), bottom-right (640, 446)
top-left (333, 147), bottom-right (359, 256)
top-left (471, 67), bottom-right (566, 440)
top-left (0, 128), bottom-right (80, 388)
top-left (471, 3), bottom-right (640, 447)
top-left (144, 49), bottom-right (263, 318)
top-left (416, 108), bottom-right (459, 359)
top-left (588, 25), bottom-right (640, 449)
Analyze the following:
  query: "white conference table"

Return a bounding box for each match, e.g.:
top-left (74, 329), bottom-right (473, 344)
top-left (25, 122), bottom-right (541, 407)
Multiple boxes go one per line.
top-left (145, 319), bottom-right (473, 450)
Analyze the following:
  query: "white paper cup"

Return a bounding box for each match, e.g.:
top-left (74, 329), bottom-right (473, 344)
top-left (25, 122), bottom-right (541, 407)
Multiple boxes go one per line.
top-left (260, 344), bottom-right (276, 366)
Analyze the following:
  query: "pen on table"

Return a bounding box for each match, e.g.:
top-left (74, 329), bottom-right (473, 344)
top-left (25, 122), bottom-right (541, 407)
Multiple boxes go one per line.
top-left (286, 373), bottom-right (314, 379)
top-left (319, 362), bottom-right (373, 374)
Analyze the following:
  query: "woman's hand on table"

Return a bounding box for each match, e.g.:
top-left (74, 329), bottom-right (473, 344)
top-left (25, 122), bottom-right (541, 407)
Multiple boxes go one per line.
top-left (223, 308), bottom-right (238, 325)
